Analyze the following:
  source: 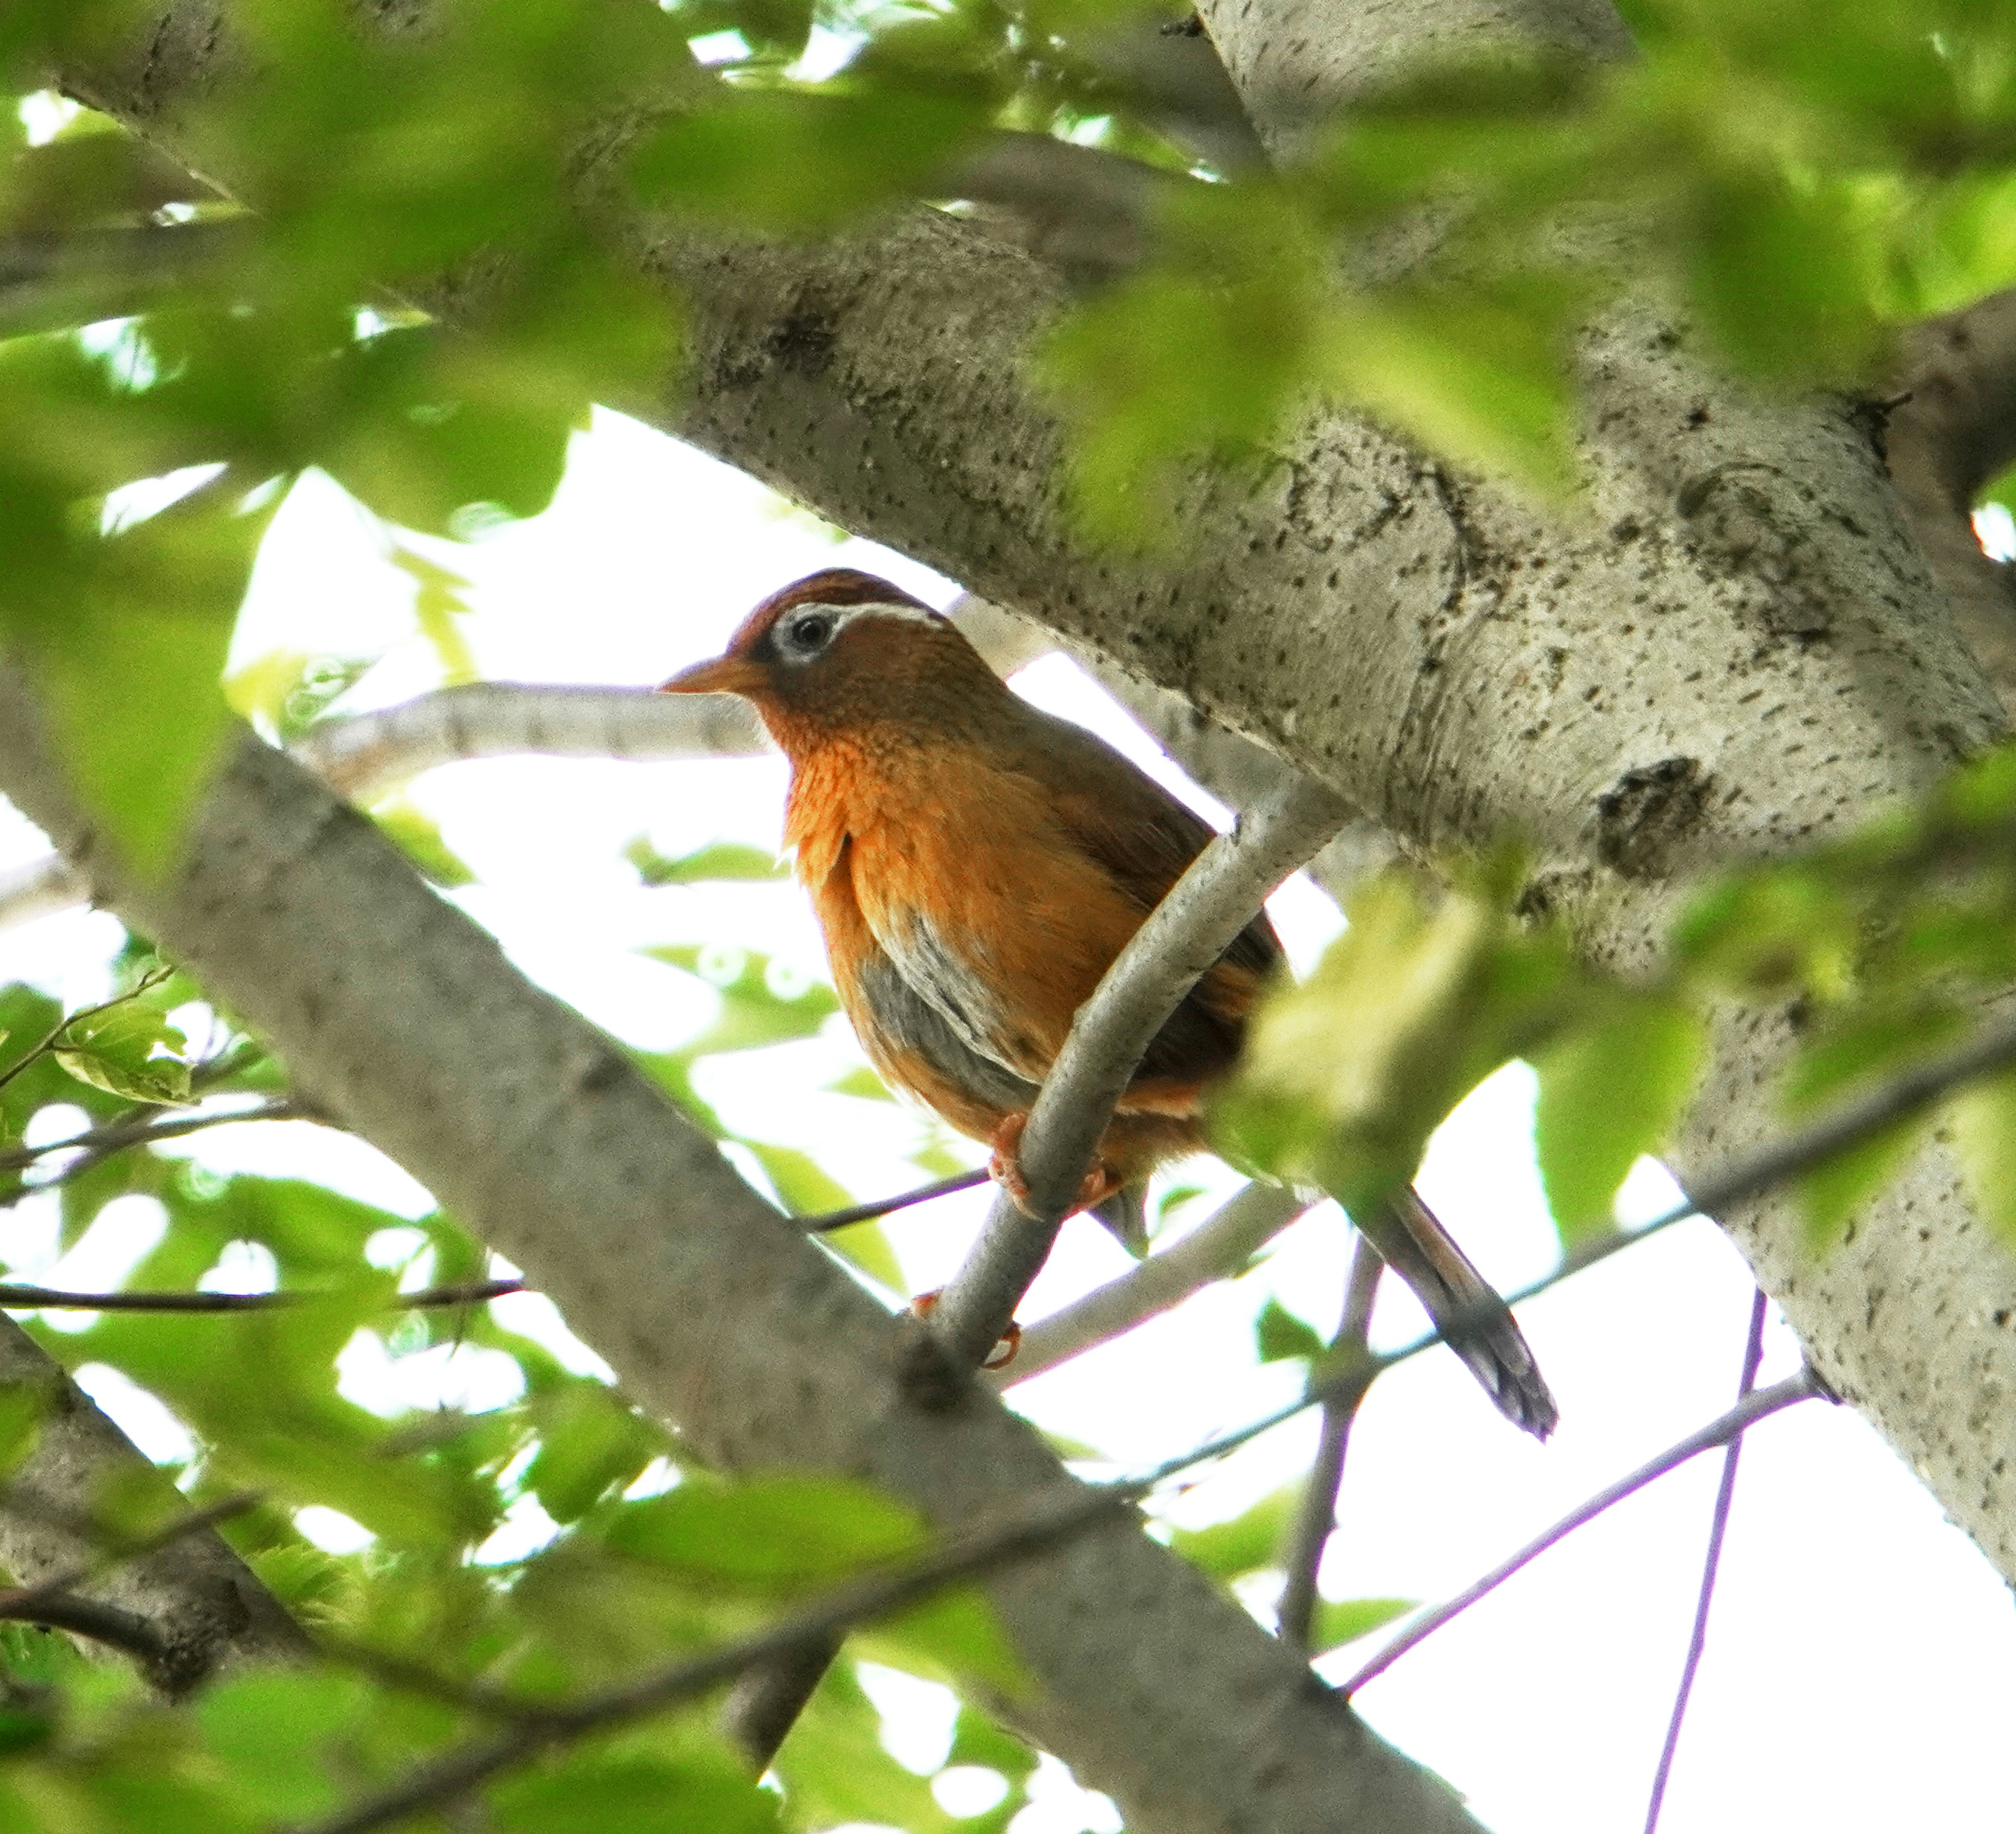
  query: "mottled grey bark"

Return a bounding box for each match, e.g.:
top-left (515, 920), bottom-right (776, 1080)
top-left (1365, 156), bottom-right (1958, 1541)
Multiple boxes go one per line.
top-left (0, 1314), bottom-right (306, 1690)
top-left (1887, 289), bottom-right (2016, 711)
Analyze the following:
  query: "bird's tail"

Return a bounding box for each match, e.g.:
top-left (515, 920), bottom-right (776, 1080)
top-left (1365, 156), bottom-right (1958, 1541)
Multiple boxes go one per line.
top-left (1091, 1183), bottom-right (1151, 1257)
top-left (1353, 1187), bottom-right (1558, 1440)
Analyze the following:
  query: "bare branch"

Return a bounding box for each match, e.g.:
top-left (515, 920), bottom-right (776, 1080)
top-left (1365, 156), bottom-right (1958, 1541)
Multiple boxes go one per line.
top-left (0, 1096), bottom-right (307, 1179)
top-left (1643, 1287), bottom-right (1768, 1834)
top-left (0, 1490), bottom-right (262, 1625)
top-left (288, 683), bottom-right (768, 802)
top-left (1276, 1231), bottom-right (1382, 1653)
top-left (926, 772), bottom-right (1351, 1370)
top-left (0, 1276), bottom-right (524, 1313)
top-left (802, 1167), bottom-right (989, 1232)
top-left (994, 1180), bottom-right (1312, 1385)
top-left (1340, 1368), bottom-right (1823, 1699)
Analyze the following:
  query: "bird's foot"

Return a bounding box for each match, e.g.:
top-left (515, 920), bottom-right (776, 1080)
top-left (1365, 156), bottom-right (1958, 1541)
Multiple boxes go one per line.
top-left (907, 1288), bottom-right (1021, 1370)
top-left (986, 1114), bottom-right (1122, 1220)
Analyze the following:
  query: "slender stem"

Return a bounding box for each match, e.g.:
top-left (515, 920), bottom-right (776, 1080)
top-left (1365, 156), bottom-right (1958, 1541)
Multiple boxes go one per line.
top-left (1339, 1369), bottom-right (1822, 1699)
top-left (731, 774), bottom-right (1350, 1768)
top-left (0, 970), bottom-right (169, 1096)
top-left (1643, 1286), bottom-right (1769, 1834)
top-left (0, 1277), bottom-right (523, 1313)
top-left (996, 1181), bottom-right (1313, 1385)
top-left (0, 1096), bottom-right (306, 1175)
top-left (800, 1167), bottom-right (988, 1232)
top-left (1276, 1231), bottom-right (1382, 1652)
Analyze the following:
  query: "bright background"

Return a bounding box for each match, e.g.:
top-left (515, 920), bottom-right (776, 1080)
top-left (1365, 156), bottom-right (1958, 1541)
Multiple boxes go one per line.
top-left (3, 408), bottom-right (2012, 1834)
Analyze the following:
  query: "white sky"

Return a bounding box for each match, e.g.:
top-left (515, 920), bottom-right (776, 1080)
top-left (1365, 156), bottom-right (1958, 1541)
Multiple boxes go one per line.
top-left (3, 409), bottom-right (2013, 1834)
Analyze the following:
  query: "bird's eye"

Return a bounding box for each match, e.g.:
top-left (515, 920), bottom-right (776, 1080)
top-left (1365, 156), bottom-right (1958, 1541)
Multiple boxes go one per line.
top-left (782, 612), bottom-right (835, 656)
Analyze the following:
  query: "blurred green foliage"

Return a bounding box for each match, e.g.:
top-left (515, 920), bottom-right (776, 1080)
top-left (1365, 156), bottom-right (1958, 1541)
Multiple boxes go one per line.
top-left (1221, 738), bottom-right (2016, 1257)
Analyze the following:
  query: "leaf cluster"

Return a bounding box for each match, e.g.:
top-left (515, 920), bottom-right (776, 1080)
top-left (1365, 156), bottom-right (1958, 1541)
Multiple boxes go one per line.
top-left (1220, 738), bottom-right (2016, 1256)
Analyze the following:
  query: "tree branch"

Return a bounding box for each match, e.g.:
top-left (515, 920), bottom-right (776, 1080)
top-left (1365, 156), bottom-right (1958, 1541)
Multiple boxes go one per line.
top-left (1887, 288), bottom-right (2016, 711)
top-left (1643, 1286), bottom-right (1768, 1834)
top-left (1339, 1368), bottom-right (1822, 1699)
top-left (0, 851), bottom-right (86, 934)
top-left (293, 1483), bottom-right (1142, 1834)
top-left (993, 1179), bottom-right (1312, 1385)
top-left (0, 1096), bottom-right (307, 1180)
top-left (0, 1313), bottom-right (306, 1693)
top-left (1275, 1231), bottom-right (1382, 1653)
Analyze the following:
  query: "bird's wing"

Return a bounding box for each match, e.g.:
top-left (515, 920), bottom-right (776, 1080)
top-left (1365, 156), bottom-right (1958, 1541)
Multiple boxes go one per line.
top-left (993, 703), bottom-right (1286, 1089)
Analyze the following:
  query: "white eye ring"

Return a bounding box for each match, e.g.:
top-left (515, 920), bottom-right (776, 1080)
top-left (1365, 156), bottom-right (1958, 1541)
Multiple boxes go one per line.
top-left (780, 610), bottom-right (837, 657)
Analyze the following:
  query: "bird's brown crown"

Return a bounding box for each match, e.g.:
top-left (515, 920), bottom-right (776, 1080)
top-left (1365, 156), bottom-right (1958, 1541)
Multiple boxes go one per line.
top-left (722, 568), bottom-right (937, 656)
top-left (664, 567), bottom-right (1002, 757)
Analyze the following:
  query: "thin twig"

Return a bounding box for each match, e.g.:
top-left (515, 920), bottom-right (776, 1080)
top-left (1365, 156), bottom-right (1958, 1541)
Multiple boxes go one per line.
top-left (1339, 1369), bottom-right (1823, 1698)
top-left (0, 1277), bottom-right (524, 1314)
top-left (1643, 1286), bottom-right (1769, 1834)
top-left (288, 1483), bottom-right (1139, 1834)
top-left (0, 1096), bottom-right (307, 1175)
top-left (800, 1167), bottom-right (989, 1232)
top-left (994, 1181), bottom-right (1313, 1385)
top-left (1300, 1005), bottom-right (2016, 1422)
top-left (1276, 1231), bottom-right (1382, 1652)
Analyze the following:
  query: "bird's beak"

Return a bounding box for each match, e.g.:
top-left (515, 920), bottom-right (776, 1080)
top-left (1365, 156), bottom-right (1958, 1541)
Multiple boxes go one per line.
top-left (658, 654), bottom-right (765, 698)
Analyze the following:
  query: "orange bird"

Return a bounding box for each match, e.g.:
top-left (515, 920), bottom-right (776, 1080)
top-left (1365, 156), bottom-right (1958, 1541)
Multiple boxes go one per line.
top-left (663, 568), bottom-right (1555, 1435)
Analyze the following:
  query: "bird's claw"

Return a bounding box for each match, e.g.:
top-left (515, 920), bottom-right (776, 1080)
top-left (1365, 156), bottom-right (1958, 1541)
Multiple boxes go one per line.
top-left (987, 1114), bottom-right (1121, 1221)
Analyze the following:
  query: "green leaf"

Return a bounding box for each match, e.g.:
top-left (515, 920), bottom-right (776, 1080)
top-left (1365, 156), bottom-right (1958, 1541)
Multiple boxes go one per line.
top-left (1309, 1595), bottom-right (1414, 1653)
top-left (492, 1754), bottom-right (780, 1834)
top-left (600, 1473), bottom-right (925, 1590)
top-left (194, 1672), bottom-right (367, 1818)
top-left (825, 1065), bottom-right (894, 1102)
top-left (1950, 1067), bottom-right (2016, 1252)
top-left (1532, 995), bottom-right (1705, 1241)
top-left (860, 1584), bottom-right (1031, 1701)
top-left (1254, 1297), bottom-right (1326, 1365)
top-left (370, 794), bottom-right (476, 888)
top-left (1319, 278), bottom-right (1580, 496)
top-left (631, 87), bottom-right (987, 233)
top-left (54, 1000), bottom-right (192, 1107)
top-left (738, 1140), bottom-right (850, 1217)
top-left (1211, 873), bottom-right (1528, 1214)
top-left (0, 1380), bottom-right (54, 1485)
top-left (522, 1383), bottom-right (664, 1525)
top-left (625, 837), bottom-right (784, 885)
top-left (1169, 1483), bottom-right (1298, 1580)
top-left (646, 945), bottom-right (838, 1055)
top-left (2, 486), bottom-right (266, 876)
top-left (1797, 1118), bottom-right (1927, 1254)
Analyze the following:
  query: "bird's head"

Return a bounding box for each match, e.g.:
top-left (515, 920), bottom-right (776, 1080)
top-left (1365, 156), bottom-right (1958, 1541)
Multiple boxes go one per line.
top-left (659, 568), bottom-right (999, 753)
